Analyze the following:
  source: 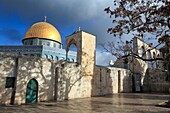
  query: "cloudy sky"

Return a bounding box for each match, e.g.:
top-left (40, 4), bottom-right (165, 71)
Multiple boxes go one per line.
top-left (0, 0), bottom-right (117, 66)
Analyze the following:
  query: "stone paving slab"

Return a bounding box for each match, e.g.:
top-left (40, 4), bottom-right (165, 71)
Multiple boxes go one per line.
top-left (0, 93), bottom-right (170, 113)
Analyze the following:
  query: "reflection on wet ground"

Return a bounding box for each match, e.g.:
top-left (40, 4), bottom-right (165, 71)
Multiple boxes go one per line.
top-left (0, 93), bottom-right (170, 113)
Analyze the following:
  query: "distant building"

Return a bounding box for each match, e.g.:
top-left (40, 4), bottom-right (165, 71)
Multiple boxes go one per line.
top-left (0, 19), bottom-right (76, 62)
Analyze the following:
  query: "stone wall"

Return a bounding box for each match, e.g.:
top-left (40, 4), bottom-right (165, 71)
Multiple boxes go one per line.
top-left (143, 69), bottom-right (170, 93)
top-left (0, 54), bottom-right (94, 105)
top-left (0, 55), bottom-right (16, 104)
top-left (15, 57), bottom-right (56, 104)
top-left (92, 66), bottom-right (132, 96)
top-left (56, 61), bottom-right (92, 101)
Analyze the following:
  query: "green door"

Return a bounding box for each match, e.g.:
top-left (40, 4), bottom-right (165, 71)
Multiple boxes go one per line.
top-left (26, 79), bottom-right (38, 103)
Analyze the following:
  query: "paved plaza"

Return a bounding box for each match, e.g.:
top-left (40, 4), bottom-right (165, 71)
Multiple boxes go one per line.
top-left (0, 93), bottom-right (170, 113)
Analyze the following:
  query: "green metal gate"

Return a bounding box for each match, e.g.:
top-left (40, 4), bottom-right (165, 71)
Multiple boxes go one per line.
top-left (26, 79), bottom-right (38, 103)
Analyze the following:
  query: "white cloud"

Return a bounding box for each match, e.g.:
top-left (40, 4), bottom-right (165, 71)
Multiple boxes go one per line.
top-left (96, 50), bottom-right (116, 66)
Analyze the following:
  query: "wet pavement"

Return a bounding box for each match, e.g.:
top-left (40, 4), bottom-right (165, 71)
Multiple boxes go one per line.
top-left (0, 93), bottom-right (170, 113)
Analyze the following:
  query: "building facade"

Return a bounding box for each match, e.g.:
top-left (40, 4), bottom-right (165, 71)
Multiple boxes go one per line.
top-left (0, 21), bottom-right (76, 62)
top-left (0, 19), bottom-right (169, 105)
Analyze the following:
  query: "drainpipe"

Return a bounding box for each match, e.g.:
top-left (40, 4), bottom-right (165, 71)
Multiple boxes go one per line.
top-left (10, 57), bottom-right (19, 105)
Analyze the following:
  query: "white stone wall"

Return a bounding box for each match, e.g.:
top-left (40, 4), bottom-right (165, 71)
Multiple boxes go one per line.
top-left (66, 31), bottom-right (96, 77)
top-left (0, 53), bottom-right (167, 105)
top-left (0, 55), bottom-right (16, 104)
top-left (93, 66), bottom-right (132, 96)
top-left (15, 57), bottom-right (55, 104)
top-left (56, 61), bottom-right (92, 101)
top-left (0, 54), bottom-right (94, 105)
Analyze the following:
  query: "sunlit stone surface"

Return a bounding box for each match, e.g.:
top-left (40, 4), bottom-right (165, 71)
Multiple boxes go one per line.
top-left (0, 93), bottom-right (170, 113)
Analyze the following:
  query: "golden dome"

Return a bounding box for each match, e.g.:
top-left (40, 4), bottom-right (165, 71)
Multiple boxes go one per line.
top-left (23, 22), bottom-right (62, 43)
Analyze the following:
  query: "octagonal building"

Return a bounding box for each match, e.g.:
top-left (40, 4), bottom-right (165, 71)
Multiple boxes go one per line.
top-left (0, 20), bottom-right (77, 61)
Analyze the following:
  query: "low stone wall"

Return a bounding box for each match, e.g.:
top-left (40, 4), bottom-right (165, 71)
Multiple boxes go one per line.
top-left (56, 61), bottom-right (92, 101)
top-left (143, 69), bottom-right (170, 93)
top-left (92, 66), bottom-right (132, 96)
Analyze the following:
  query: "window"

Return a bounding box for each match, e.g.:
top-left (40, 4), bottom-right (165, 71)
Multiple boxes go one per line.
top-left (44, 54), bottom-right (48, 59)
top-left (47, 42), bottom-right (50, 46)
top-left (39, 41), bottom-right (42, 45)
top-left (56, 56), bottom-right (59, 60)
top-left (30, 40), bottom-right (33, 45)
top-left (24, 41), bottom-right (27, 45)
top-left (49, 55), bottom-right (53, 60)
top-left (5, 77), bottom-right (16, 88)
top-left (54, 43), bottom-right (56, 47)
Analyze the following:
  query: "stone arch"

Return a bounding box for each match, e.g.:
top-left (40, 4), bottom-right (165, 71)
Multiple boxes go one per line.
top-left (142, 46), bottom-right (146, 59)
top-left (139, 46), bottom-right (146, 58)
top-left (156, 53), bottom-right (160, 68)
top-left (44, 54), bottom-right (48, 59)
top-left (152, 52), bottom-right (156, 58)
top-left (56, 56), bottom-right (59, 60)
top-left (49, 55), bottom-right (53, 60)
top-left (129, 58), bottom-right (147, 92)
top-left (153, 52), bottom-right (156, 68)
top-left (146, 51), bottom-right (152, 68)
top-left (66, 31), bottom-right (96, 77)
top-left (72, 58), bottom-right (74, 62)
top-left (66, 38), bottom-right (80, 63)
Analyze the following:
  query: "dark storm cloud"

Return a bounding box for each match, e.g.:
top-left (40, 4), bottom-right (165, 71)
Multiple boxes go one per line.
top-left (0, 0), bottom-right (112, 25)
top-left (0, 0), bottom-right (116, 65)
top-left (0, 0), bottom-right (115, 43)
top-left (0, 29), bottom-right (22, 43)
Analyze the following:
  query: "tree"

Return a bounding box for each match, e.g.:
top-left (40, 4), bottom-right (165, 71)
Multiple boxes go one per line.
top-left (104, 0), bottom-right (170, 107)
top-left (104, 0), bottom-right (170, 68)
top-left (105, 0), bottom-right (170, 41)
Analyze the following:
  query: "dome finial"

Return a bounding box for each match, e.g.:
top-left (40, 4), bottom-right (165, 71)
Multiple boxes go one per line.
top-left (44, 16), bottom-right (47, 22)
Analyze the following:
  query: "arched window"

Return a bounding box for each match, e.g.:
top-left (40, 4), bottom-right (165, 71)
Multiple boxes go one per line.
top-left (45, 54), bottom-right (48, 59)
top-left (47, 42), bottom-right (50, 46)
top-left (56, 56), bottom-right (59, 60)
top-left (139, 46), bottom-right (145, 58)
top-left (53, 43), bottom-right (56, 48)
top-left (39, 41), bottom-right (42, 45)
top-left (146, 51), bottom-right (152, 68)
top-left (152, 52), bottom-right (156, 68)
top-left (49, 55), bottom-right (53, 60)
top-left (139, 47), bottom-right (143, 57)
top-left (153, 52), bottom-right (156, 58)
top-left (30, 40), bottom-right (33, 45)
top-left (67, 44), bottom-right (77, 62)
top-left (72, 59), bottom-right (74, 62)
